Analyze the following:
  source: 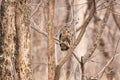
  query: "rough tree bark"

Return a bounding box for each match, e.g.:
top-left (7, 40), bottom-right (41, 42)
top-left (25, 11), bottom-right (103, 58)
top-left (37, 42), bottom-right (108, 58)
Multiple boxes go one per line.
top-left (48, 0), bottom-right (56, 80)
top-left (0, 0), bottom-right (16, 80)
top-left (0, 0), bottom-right (32, 80)
top-left (15, 0), bottom-right (32, 80)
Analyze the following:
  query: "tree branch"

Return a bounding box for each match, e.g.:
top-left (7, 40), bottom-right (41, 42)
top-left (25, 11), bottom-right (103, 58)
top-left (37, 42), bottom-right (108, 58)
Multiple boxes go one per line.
top-left (54, 0), bottom-right (96, 80)
top-left (83, 0), bottom-right (111, 64)
top-left (111, 4), bottom-right (120, 30)
top-left (59, 0), bottom-right (95, 68)
top-left (95, 38), bottom-right (120, 79)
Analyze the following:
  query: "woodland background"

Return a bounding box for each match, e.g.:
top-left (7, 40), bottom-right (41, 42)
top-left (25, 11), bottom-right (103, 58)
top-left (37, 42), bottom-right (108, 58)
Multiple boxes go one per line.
top-left (0, 0), bottom-right (120, 80)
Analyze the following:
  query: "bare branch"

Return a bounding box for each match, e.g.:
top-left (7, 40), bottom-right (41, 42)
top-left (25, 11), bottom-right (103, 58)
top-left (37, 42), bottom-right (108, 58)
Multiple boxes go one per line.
top-left (58, 0), bottom-right (95, 68)
top-left (83, 0), bottom-right (112, 64)
top-left (54, 0), bottom-right (96, 80)
top-left (72, 52), bottom-right (81, 64)
top-left (95, 38), bottom-right (120, 79)
top-left (30, 1), bottom-right (42, 19)
top-left (30, 19), bottom-right (60, 42)
top-left (111, 5), bottom-right (120, 30)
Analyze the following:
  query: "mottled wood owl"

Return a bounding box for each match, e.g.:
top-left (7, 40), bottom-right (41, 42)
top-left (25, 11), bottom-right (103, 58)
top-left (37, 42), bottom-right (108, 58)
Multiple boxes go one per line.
top-left (59, 27), bottom-right (72, 51)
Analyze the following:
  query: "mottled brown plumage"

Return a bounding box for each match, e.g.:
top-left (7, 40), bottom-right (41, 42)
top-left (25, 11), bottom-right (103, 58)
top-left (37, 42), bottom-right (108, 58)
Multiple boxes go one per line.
top-left (59, 27), bottom-right (72, 51)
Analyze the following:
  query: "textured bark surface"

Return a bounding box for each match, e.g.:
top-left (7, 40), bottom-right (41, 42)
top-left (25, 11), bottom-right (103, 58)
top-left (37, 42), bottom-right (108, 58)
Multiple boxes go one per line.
top-left (0, 0), bottom-right (16, 79)
top-left (15, 0), bottom-right (32, 80)
top-left (48, 0), bottom-right (56, 80)
top-left (0, 0), bottom-right (32, 80)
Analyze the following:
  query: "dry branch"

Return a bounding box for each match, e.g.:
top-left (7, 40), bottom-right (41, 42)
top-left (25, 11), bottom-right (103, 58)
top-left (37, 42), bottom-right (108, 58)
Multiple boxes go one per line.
top-left (87, 1), bottom-right (116, 79)
top-left (111, 4), bottom-right (120, 30)
top-left (54, 0), bottom-right (96, 80)
top-left (30, 19), bottom-right (59, 42)
top-left (80, 1), bottom-right (113, 79)
top-left (59, 0), bottom-right (95, 68)
top-left (30, 1), bottom-right (42, 19)
top-left (95, 38), bottom-right (120, 80)
top-left (83, 0), bottom-right (112, 64)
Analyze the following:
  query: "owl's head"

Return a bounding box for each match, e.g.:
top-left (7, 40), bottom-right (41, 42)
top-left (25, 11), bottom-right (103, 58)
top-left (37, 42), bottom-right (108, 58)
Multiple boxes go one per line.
top-left (63, 28), bottom-right (71, 37)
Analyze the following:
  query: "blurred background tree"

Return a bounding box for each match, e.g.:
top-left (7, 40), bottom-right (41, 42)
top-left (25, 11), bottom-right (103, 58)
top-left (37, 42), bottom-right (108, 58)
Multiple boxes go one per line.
top-left (1, 0), bottom-right (120, 80)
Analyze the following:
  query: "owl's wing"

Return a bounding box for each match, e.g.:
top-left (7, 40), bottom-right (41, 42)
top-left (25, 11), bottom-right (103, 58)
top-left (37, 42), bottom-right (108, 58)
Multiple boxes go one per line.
top-left (59, 32), bottom-right (62, 41)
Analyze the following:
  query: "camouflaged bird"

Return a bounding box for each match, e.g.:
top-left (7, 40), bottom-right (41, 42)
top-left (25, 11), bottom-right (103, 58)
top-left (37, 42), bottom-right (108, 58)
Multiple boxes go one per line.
top-left (59, 27), bottom-right (72, 51)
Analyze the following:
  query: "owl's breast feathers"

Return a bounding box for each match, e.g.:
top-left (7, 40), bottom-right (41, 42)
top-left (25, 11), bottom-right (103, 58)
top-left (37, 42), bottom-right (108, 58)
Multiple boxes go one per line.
top-left (59, 28), bottom-right (72, 51)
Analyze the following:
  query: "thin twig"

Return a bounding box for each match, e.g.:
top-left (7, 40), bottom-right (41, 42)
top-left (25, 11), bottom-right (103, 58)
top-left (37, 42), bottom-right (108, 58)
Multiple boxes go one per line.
top-left (72, 52), bottom-right (81, 64)
top-left (30, 19), bottom-right (60, 42)
top-left (95, 38), bottom-right (120, 79)
top-left (30, 1), bottom-right (42, 19)
top-left (111, 2), bottom-right (120, 29)
top-left (96, 3), bottom-right (116, 11)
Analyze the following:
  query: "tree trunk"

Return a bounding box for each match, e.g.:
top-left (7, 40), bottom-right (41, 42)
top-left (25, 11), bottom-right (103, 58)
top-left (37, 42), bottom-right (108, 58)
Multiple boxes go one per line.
top-left (48, 0), bottom-right (56, 80)
top-left (15, 0), bottom-right (32, 80)
top-left (0, 0), bottom-right (16, 79)
top-left (0, 0), bottom-right (32, 80)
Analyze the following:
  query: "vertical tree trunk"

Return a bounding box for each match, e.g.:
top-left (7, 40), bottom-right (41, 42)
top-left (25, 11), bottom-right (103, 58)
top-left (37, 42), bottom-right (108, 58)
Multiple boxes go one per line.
top-left (0, 0), bottom-right (32, 80)
top-left (48, 0), bottom-right (55, 80)
top-left (0, 0), bottom-right (16, 80)
top-left (15, 0), bottom-right (32, 80)
top-left (66, 58), bottom-right (72, 80)
top-left (65, 0), bottom-right (71, 23)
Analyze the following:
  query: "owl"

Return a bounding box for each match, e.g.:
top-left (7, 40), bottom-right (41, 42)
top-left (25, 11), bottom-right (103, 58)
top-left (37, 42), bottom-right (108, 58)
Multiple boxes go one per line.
top-left (59, 27), bottom-right (72, 51)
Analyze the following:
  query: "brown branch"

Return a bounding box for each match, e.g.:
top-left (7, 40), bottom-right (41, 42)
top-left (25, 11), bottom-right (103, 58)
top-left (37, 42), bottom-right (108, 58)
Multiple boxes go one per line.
top-left (83, 0), bottom-right (111, 64)
top-left (76, 0), bottom-right (101, 32)
top-left (79, 1), bottom-right (112, 79)
top-left (95, 38), bottom-right (120, 80)
top-left (31, 26), bottom-right (48, 37)
top-left (86, 1), bottom-right (116, 79)
top-left (59, 0), bottom-right (95, 68)
top-left (80, 57), bottom-right (85, 80)
top-left (30, 19), bottom-right (60, 42)
top-left (111, 4), bottom-right (120, 30)
top-left (72, 52), bottom-right (81, 64)
top-left (96, 3), bottom-right (116, 11)
top-left (54, 0), bottom-right (96, 80)
top-left (30, 1), bottom-right (42, 19)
